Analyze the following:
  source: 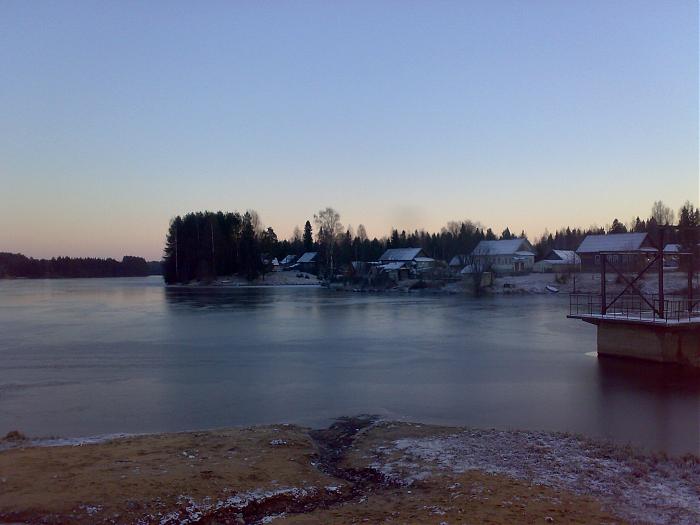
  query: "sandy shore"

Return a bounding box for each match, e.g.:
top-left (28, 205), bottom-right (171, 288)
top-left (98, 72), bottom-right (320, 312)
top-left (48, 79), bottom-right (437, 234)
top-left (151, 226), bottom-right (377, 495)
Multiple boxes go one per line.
top-left (1, 418), bottom-right (698, 524)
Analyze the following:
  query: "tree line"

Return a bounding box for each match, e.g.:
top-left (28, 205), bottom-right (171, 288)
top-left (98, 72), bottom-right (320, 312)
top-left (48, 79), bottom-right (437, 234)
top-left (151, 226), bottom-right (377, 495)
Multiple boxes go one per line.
top-left (533, 200), bottom-right (699, 257)
top-left (0, 253), bottom-right (161, 279)
top-left (163, 200), bottom-right (698, 284)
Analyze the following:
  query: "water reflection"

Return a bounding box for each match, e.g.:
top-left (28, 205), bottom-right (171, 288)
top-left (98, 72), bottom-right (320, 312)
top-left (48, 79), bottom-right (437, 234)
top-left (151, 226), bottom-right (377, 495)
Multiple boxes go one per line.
top-left (595, 356), bottom-right (700, 455)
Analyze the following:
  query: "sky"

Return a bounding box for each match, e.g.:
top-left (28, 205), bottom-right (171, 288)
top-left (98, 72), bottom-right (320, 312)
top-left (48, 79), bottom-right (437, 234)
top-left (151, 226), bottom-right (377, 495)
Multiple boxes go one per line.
top-left (1, 1), bottom-right (698, 260)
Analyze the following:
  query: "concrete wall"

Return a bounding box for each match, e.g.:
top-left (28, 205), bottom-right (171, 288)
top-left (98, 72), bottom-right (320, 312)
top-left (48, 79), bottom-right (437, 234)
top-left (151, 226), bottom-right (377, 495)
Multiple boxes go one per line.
top-left (597, 322), bottom-right (700, 367)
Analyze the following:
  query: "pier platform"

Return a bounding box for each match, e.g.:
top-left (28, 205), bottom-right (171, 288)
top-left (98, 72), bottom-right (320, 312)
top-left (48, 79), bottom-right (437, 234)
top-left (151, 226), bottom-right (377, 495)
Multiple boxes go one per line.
top-left (569, 294), bottom-right (700, 367)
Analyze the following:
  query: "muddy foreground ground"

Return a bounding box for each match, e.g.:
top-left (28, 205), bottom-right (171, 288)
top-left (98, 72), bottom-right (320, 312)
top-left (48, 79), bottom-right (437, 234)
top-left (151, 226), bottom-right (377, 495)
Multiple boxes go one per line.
top-left (1, 417), bottom-right (698, 524)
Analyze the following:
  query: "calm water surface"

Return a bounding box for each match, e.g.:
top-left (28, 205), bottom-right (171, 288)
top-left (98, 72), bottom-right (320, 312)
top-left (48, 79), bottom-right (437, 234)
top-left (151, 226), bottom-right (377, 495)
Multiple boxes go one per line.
top-left (1, 276), bottom-right (698, 455)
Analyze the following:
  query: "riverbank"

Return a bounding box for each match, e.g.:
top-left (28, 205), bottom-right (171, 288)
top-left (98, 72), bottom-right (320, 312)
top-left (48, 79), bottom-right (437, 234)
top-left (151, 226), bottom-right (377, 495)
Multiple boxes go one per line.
top-left (2, 418), bottom-right (698, 524)
top-left (172, 270), bottom-right (696, 296)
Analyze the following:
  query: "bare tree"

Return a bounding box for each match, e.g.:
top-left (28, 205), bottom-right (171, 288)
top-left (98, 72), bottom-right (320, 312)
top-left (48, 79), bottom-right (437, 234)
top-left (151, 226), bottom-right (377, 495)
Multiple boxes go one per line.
top-left (314, 207), bottom-right (343, 276)
top-left (651, 201), bottom-right (675, 225)
top-left (357, 224), bottom-right (368, 242)
top-left (462, 246), bottom-right (492, 296)
top-left (246, 209), bottom-right (263, 235)
top-left (291, 225), bottom-right (302, 243)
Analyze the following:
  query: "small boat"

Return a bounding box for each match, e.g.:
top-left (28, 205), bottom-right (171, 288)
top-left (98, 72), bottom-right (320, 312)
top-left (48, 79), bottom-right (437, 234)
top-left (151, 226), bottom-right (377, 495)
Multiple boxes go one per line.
top-left (546, 285), bottom-right (559, 293)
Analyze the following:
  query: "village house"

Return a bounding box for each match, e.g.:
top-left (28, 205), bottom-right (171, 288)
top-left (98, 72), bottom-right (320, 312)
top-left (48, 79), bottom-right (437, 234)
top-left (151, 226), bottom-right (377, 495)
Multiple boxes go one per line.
top-left (376, 248), bottom-right (435, 280)
top-left (448, 254), bottom-right (469, 273)
top-left (280, 254), bottom-right (297, 268)
top-left (468, 238), bottom-right (536, 275)
top-left (576, 232), bottom-right (654, 272)
top-left (294, 252), bottom-right (319, 274)
top-left (533, 249), bottom-right (581, 273)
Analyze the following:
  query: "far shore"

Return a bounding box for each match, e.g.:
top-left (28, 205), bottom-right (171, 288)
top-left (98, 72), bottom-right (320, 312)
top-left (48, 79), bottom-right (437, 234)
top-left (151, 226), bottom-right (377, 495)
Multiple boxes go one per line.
top-left (167, 269), bottom-right (696, 297)
top-left (1, 418), bottom-right (698, 524)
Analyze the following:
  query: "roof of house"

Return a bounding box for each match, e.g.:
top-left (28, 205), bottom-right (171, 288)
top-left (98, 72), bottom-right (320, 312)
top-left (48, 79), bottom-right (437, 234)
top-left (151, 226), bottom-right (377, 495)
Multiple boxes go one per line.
top-left (378, 248), bottom-right (426, 262)
top-left (449, 254), bottom-right (468, 266)
top-left (380, 262), bottom-right (407, 271)
top-left (543, 249), bottom-right (581, 264)
top-left (297, 252), bottom-right (318, 263)
top-left (280, 255), bottom-right (297, 264)
top-left (470, 238), bottom-right (535, 256)
top-left (664, 243), bottom-right (681, 253)
top-left (576, 233), bottom-right (649, 254)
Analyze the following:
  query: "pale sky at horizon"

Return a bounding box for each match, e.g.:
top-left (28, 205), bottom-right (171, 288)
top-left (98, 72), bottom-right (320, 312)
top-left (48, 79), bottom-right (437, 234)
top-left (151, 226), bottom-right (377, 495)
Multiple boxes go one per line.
top-left (1, 1), bottom-right (698, 261)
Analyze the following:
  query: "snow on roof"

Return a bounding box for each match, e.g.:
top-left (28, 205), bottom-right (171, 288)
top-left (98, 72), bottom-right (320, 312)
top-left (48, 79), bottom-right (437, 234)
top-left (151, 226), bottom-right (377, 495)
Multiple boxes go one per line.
top-left (381, 262), bottom-right (407, 271)
top-left (664, 243), bottom-right (681, 253)
top-left (470, 239), bottom-right (535, 256)
top-left (297, 252), bottom-right (318, 263)
top-left (414, 257), bottom-right (435, 262)
top-left (379, 248), bottom-right (425, 262)
top-left (449, 255), bottom-right (468, 266)
top-left (576, 233), bottom-right (649, 254)
top-left (544, 250), bottom-right (581, 264)
top-left (280, 255), bottom-right (297, 265)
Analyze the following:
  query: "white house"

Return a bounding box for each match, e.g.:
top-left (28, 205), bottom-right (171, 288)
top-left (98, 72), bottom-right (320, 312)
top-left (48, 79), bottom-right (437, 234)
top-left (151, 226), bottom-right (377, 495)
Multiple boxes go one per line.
top-left (468, 238), bottom-right (536, 275)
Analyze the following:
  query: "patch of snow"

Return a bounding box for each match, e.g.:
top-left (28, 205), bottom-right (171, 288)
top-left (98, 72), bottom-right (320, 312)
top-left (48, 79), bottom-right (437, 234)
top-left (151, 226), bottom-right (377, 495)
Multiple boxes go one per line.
top-left (371, 429), bottom-right (700, 525)
top-left (158, 487), bottom-right (320, 525)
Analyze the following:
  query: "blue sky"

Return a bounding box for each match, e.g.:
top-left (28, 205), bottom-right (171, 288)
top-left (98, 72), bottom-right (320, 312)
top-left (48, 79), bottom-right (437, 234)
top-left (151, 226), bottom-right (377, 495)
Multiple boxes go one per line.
top-left (1, 1), bottom-right (697, 259)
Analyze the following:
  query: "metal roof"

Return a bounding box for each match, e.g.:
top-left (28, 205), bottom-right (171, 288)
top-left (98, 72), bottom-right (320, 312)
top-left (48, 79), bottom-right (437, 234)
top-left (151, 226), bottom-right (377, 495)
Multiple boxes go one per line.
top-left (576, 233), bottom-right (648, 254)
top-left (379, 248), bottom-right (425, 262)
top-left (296, 252), bottom-right (318, 263)
top-left (470, 239), bottom-right (535, 256)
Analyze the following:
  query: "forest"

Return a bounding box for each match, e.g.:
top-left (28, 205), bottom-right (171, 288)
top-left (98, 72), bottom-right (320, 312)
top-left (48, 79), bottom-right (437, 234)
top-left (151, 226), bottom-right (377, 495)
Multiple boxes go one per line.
top-left (162, 201), bottom-right (699, 284)
top-left (0, 253), bottom-right (161, 279)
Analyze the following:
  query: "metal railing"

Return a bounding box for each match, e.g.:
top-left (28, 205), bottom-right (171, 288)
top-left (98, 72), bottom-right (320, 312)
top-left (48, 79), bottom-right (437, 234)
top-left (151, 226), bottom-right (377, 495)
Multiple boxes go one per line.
top-left (569, 293), bottom-right (700, 323)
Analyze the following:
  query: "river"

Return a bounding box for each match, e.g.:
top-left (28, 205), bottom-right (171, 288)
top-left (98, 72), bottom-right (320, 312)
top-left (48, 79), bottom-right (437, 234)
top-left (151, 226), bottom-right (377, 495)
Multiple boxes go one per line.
top-left (0, 276), bottom-right (698, 455)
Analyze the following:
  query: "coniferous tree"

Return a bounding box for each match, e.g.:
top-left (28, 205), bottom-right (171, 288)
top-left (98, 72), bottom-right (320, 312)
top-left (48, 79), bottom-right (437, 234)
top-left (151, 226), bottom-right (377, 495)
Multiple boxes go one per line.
top-left (303, 221), bottom-right (314, 252)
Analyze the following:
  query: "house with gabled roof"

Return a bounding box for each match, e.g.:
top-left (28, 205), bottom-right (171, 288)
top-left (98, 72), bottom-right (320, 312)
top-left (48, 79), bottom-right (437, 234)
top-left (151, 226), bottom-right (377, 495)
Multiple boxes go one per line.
top-left (576, 233), bottom-right (654, 271)
top-left (280, 254), bottom-right (297, 267)
top-left (533, 249), bottom-right (581, 273)
top-left (295, 252), bottom-right (319, 274)
top-left (469, 238), bottom-right (535, 275)
top-left (448, 254), bottom-right (469, 273)
top-left (376, 247), bottom-right (435, 279)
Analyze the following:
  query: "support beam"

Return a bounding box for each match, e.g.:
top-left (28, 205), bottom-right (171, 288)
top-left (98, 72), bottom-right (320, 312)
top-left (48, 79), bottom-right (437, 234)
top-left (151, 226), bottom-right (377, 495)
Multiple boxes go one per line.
top-left (607, 256), bottom-right (661, 317)
top-left (601, 254), bottom-right (606, 315)
top-left (658, 228), bottom-right (664, 319)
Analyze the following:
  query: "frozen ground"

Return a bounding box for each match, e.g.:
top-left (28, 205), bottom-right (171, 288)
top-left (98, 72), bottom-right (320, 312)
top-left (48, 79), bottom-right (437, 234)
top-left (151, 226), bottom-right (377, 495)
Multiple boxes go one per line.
top-left (369, 427), bottom-right (700, 525)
